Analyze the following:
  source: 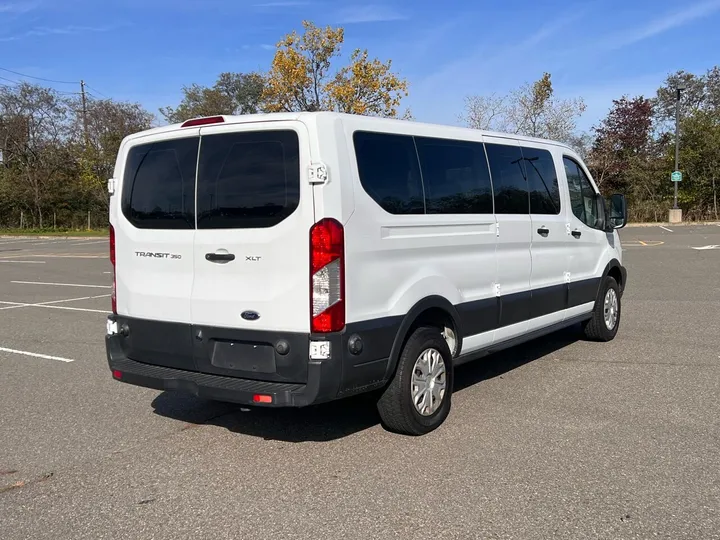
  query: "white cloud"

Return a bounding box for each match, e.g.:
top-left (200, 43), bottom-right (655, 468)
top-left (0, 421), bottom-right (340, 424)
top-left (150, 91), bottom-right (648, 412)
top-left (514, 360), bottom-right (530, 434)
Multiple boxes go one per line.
top-left (26, 25), bottom-right (114, 37)
top-left (0, 1), bottom-right (39, 14)
top-left (334, 5), bottom-right (407, 24)
top-left (253, 1), bottom-right (310, 6)
top-left (260, 44), bottom-right (275, 51)
top-left (603, 0), bottom-right (720, 50)
top-left (2, 24), bottom-right (119, 41)
top-left (416, 12), bottom-right (582, 95)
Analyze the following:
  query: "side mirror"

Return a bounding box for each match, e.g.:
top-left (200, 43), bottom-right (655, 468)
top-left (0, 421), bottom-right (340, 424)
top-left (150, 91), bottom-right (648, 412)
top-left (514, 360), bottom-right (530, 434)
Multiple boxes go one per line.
top-left (594, 194), bottom-right (606, 230)
top-left (607, 193), bottom-right (627, 229)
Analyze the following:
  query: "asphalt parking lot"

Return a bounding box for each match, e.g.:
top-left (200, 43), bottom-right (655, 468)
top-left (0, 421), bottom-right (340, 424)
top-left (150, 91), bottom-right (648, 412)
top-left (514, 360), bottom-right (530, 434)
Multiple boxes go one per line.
top-left (1, 225), bottom-right (719, 539)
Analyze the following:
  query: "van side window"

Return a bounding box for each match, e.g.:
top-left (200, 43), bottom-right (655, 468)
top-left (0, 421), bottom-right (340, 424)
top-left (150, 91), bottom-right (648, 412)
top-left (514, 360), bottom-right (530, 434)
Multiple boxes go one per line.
top-left (121, 137), bottom-right (198, 229)
top-left (415, 137), bottom-right (493, 214)
top-left (520, 147), bottom-right (561, 215)
top-left (196, 130), bottom-right (300, 229)
top-left (484, 143), bottom-right (528, 214)
top-left (353, 131), bottom-right (425, 215)
top-left (563, 157), bottom-right (597, 227)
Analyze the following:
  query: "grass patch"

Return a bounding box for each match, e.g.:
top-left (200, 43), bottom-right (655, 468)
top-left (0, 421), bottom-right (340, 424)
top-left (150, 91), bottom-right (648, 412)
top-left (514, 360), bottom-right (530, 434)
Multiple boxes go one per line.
top-left (0, 228), bottom-right (108, 237)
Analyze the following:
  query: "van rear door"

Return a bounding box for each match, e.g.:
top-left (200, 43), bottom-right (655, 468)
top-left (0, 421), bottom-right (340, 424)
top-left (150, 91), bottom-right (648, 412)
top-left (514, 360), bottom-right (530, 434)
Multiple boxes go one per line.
top-left (114, 129), bottom-right (199, 325)
top-left (191, 121), bottom-right (315, 335)
top-left (112, 129), bottom-right (200, 371)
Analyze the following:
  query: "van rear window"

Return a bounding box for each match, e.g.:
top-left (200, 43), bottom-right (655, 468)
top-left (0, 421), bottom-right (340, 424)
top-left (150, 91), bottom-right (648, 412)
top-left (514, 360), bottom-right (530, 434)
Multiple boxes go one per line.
top-left (121, 137), bottom-right (198, 229)
top-left (196, 130), bottom-right (300, 229)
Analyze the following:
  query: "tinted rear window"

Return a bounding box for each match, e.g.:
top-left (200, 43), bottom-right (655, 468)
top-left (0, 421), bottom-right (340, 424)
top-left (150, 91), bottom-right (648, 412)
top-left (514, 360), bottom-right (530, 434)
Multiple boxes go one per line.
top-left (121, 137), bottom-right (198, 229)
top-left (197, 130), bottom-right (300, 229)
top-left (414, 136), bottom-right (493, 214)
top-left (485, 143), bottom-right (528, 214)
top-left (353, 131), bottom-right (425, 215)
top-left (520, 146), bottom-right (561, 215)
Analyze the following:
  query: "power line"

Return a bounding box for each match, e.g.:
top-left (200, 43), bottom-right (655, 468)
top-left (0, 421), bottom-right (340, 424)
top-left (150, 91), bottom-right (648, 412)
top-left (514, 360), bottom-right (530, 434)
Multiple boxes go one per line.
top-left (0, 75), bottom-right (19, 85)
top-left (84, 84), bottom-right (108, 99)
top-left (0, 67), bottom-right (77, 85)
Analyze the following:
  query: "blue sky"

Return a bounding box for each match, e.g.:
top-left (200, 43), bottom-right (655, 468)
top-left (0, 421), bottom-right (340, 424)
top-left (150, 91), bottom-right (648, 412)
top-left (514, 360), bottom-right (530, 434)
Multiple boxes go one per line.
top-left (2, 0), bottom-right (720, 132)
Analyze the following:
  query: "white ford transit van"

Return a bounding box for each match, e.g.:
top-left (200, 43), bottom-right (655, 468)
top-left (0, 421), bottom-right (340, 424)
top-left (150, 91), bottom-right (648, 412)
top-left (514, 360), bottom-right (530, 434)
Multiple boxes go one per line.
top-left (105, 112), bottom-right (628, 435)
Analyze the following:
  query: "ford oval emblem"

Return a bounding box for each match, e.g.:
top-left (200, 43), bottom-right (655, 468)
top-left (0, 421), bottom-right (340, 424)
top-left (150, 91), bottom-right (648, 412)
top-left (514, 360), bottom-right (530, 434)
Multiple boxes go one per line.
top-left (241, 310), bottom-right (260, 321)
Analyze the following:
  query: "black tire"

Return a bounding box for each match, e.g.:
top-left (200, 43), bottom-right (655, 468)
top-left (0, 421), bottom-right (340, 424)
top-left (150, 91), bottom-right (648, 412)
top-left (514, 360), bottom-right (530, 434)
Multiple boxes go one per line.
top-left (583, 276), bottom-right (621, 342)
top-left (377, 326), bottom-right (454, 436)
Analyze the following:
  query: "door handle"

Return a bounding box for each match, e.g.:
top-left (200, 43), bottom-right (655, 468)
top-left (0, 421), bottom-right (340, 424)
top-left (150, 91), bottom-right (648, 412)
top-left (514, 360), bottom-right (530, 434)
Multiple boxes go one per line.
top-left (537, 227), bottom-right (550, 237)
top-left (205, 252), bottom-right (235, 262)
top-left (571, 230), bottom-right (582, 239)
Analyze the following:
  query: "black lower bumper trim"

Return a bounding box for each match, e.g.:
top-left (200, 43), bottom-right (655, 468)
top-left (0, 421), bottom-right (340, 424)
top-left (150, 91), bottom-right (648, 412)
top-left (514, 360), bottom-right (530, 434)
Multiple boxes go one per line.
top-left (109, 355), bottom-right (309, 406)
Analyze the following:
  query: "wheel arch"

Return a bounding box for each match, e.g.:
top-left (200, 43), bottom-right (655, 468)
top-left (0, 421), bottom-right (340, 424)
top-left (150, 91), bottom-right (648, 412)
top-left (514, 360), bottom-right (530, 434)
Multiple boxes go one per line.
top-left (601, 258), bottom-right (626, 296)
top-left (383, 296), bottom-right (462, 382)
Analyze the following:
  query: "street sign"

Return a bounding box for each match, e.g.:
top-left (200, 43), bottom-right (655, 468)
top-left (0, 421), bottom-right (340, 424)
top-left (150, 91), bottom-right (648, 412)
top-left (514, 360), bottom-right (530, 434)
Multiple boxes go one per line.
top-left (671, 171), bottom-right (682, 182)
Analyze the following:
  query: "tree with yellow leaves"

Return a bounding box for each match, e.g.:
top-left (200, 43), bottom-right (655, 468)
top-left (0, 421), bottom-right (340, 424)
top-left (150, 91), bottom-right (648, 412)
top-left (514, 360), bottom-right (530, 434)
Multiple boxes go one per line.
top-left (263, 21), bottom-right (408, 118)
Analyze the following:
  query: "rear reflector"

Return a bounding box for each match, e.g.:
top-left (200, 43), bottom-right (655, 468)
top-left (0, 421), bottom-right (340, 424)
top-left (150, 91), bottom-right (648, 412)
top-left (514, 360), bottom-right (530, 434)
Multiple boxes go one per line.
top-left (112, 370), bottom-right (122, 380)
top-left (181, 116), bottom-right (225, 128)
top-left (253, 394), bottom-right (272, 404)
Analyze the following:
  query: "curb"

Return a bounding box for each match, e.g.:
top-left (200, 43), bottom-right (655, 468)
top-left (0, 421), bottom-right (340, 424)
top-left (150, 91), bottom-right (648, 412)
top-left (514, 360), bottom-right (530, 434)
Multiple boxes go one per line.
top-left (624, 222), bottom-right (720, 228)
top-left (0, 235), bottom-right (107, 240)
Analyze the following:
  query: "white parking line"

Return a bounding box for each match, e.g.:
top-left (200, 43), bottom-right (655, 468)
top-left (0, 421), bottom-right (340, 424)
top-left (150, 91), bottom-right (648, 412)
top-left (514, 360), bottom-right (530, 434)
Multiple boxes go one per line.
top-left (0, 294), bottom-right (111, 312)
top-left (0, 301), bottom-right (110, 314)
top-left (0, 346), bottom-right (74, 363)
top-left (28, 255), bottom-right (106, 259)
top-left (659, 226), bottom-right (674, 232)
top-left (0, 239), bottom-right (34, 245)
top-left (67, 240), bottom-right (108, 246)
top-left (11, 281), bottom-right (111, 289)
top-left (0, 260), bottom-right (46, 264)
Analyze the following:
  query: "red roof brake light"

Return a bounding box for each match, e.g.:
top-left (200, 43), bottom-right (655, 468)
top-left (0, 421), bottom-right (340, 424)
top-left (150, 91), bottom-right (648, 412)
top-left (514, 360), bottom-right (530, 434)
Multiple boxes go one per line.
top-left (181, 116), bottom-right (225, 128)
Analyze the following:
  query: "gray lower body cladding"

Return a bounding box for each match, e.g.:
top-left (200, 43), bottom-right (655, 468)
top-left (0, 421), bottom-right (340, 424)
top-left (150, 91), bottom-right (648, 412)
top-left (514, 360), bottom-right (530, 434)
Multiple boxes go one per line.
top-left (105, 272), bottom-right (618, 407)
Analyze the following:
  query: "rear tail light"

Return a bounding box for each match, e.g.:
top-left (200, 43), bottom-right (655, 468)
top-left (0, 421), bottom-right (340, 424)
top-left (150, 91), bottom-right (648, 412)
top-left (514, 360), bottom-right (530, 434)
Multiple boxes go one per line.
top-left (310, 218), bottom-right (345, 333)
top-left (109, 224), bottom-right (116, 314)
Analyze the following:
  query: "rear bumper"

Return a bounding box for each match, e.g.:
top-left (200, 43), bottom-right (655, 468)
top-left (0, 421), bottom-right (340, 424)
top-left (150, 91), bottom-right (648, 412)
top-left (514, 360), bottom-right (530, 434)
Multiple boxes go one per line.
top-left (105, 314), bottom-right (399, 407)
top-left (107, 346), bottom-right (334, 407)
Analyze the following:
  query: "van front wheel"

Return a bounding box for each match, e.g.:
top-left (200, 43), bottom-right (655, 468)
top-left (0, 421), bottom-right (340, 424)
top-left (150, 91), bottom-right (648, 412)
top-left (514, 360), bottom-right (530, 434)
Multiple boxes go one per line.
top-left (583, 276), bottom-right (621, 341)
top-left (377, 327), bottom-right (453, 435)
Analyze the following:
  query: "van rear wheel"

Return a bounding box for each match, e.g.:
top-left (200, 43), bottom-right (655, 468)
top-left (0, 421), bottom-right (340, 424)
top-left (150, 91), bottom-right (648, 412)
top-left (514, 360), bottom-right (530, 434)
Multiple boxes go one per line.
top-left (583, 276), bottom-right (621, 341)
top-left (377, 327), bottom-right (453, 435)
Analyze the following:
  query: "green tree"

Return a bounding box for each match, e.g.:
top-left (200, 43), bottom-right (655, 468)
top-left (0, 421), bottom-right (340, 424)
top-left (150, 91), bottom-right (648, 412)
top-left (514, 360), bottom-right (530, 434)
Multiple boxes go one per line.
top-left (263, 20), bottom-right (409, 117)
top-left (0, 83), bottom-right (71, 228)
top-left (461, 73), bottom-right (586, 143)
top-left (654, 67), bottom-right (720, 122)
top-left (655, 66), bottom-right (720, 220)
top-left (675, 110), bottom-right (720, 219)
top-left (72, 98), bottom-right (154, 212)
top-left (160, 72), bottom-right (266, 123)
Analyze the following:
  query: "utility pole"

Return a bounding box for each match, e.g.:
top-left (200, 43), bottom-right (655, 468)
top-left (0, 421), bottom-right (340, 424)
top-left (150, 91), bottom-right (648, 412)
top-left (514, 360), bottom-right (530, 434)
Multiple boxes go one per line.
top-left (669, 82), bottom-right (686, 224)
top-left (673, 86), bottom-right (682, 209)
top-left (80, 79), bottom-right (88, 146)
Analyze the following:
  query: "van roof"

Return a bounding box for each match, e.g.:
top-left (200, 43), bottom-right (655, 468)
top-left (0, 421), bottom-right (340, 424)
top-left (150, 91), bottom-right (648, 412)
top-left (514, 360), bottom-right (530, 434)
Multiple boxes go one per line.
top-left (128, 111), bottom-right (575, 152)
